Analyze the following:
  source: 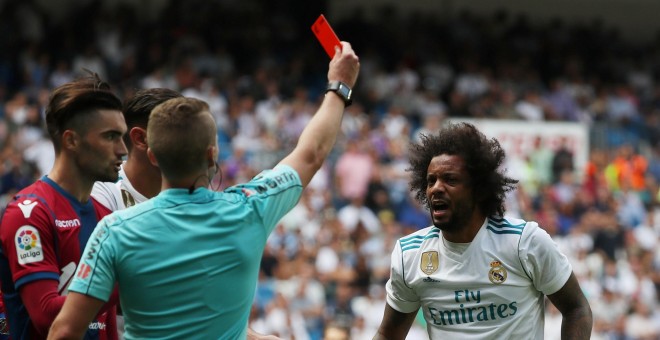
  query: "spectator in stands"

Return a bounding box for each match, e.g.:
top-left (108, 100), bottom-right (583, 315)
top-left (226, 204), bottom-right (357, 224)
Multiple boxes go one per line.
top-left (551, 136), bottom-right (574, 184)
top-left (334, 137), bottom-right (374, 207)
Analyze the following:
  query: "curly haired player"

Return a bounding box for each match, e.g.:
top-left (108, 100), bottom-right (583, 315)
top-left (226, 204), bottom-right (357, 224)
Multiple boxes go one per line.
top-left (374, 122), bottom-right (592, 339)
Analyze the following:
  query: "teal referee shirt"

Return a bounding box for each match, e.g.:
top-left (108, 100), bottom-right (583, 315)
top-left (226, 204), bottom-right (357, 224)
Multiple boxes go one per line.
top-left (69, 165), bottom-right (303, 339)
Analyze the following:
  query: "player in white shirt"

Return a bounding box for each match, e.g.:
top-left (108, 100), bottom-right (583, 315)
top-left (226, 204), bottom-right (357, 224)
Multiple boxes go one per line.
top-left (92, 88), bottom-right (182, 211)
top-left (374, 122), bottom-right (592, 339)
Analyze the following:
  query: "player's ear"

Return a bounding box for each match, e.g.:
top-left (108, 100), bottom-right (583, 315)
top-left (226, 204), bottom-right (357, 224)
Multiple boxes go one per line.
top-left (129, 127), bottom-right (148, 151)
top-left (62, 130), bottom-right (79, 150)
top-left (146, 148), bottom-right (159, 167)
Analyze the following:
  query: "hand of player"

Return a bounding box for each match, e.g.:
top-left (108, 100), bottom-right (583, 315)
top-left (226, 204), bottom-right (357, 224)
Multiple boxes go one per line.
top-left (248, 335), bottom-right (282, 340)
top-left (328, 42), bottom-right (360, 88)
top-left (247, 328), bottom-right (283, 340)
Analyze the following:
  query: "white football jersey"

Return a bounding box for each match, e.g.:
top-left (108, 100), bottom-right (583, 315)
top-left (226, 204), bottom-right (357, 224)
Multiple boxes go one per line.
top-left (386, 216), bottom-right (572, 339)
top-left (92, 163), bottom-right (147, 211)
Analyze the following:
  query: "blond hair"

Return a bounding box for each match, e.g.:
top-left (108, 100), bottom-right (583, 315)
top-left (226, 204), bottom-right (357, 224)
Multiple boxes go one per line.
top-left (147, 97), bottom-right (216, 181)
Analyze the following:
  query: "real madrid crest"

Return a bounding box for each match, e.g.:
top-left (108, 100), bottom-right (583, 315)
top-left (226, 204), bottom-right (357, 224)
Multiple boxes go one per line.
top-left (488, 260), bottom-right (507, 284)
top-left (420, 251), bottom-right (439, 275)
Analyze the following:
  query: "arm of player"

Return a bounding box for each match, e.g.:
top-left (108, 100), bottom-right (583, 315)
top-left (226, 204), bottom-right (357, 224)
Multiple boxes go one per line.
top-left (47, 292), bottom-right (105, 340)
top-left (20, 280), bottom-right (66, 337)
top-left (373, 304), bottom-right (417, 340)
top-left (22, 276), bottom-right (119, 335)
top-left (546, 272), bottom-right (593, 340)
top-left (277, 42), bottom-right (359, 187)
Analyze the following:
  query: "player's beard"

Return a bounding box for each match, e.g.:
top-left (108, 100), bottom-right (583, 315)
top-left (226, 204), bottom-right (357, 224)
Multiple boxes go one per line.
top-left (77, 140), bottom-right (121, 183)
top-left (97, 165), bottom-right (120, 183)
top-left (432, 199), bottom-right (477, 233)
top-left (84, 163), bottom-right (120, 183)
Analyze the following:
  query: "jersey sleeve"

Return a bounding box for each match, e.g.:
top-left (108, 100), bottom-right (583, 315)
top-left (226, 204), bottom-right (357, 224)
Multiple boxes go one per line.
top-left (67, 217), bottom-right (116, 302)
top-left (385, 240), bottom-right (421, 313)
top-left (226, 165), bottom-right (303, 234)
top-left (0, 199), bottom-right (61, 287)
top-left (91, 181), bottom-right (121, 212)
top-left (519, 222), bottom-right (572, 296)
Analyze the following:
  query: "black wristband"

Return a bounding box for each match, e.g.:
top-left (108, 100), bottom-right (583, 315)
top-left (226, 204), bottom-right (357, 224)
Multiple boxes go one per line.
top-left (326, 81), bottom-right (352, 107)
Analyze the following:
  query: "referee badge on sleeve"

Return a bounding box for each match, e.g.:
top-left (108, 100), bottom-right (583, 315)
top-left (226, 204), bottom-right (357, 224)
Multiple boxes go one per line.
top-left (420, 251), bottom-right (439, 275)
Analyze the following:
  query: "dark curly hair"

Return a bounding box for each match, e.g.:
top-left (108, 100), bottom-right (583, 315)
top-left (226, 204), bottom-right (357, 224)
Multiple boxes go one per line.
top-left (407, 122), bottom-right (518, 217)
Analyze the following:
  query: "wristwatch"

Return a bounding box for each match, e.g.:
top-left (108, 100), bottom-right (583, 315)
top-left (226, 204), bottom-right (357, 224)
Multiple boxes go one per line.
top-left (326, 81), bottom-right (353, 107)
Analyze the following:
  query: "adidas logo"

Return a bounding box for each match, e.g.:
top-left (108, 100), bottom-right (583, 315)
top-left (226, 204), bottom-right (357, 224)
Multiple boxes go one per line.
top-left (423, 277), bottom-right (441, 283)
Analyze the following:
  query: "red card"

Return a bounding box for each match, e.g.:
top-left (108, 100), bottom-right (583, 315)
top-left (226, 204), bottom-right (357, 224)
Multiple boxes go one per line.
top-left (311, 14), bottom-right (341, 58)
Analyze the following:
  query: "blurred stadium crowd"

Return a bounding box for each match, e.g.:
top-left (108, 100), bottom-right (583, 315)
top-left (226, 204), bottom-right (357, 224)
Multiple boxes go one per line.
top-left (1, 1), bottom-right (660, 339)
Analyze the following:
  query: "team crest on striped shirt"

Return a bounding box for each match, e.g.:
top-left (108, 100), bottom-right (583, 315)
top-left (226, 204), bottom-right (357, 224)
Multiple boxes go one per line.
top-left (121, 189), bottom-right (136, 208)
top-left (488, 260), bottom-right (507, 284)
top-left (420, 251), bottom-right (439, 275)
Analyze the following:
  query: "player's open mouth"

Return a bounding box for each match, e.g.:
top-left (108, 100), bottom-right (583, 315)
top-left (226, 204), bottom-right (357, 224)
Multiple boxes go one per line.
top-left (432, 201), bottom-right (449, 216)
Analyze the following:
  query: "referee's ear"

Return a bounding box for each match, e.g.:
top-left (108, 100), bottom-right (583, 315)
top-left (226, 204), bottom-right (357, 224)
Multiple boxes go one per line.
top-left (207, 145), bottom-right (218, 167)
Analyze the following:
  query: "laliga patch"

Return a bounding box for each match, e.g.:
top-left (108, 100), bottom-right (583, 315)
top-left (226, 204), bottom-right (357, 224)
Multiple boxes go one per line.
top-left (15, 225), bottom-right (43, 265)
